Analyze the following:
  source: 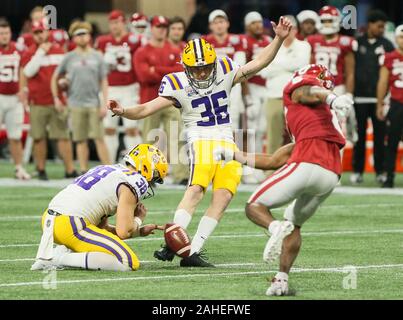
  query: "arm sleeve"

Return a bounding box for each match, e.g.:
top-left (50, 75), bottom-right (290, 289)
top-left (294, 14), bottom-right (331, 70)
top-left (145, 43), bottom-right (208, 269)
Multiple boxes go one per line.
top-left (23, 48), bottom-right (46, 78)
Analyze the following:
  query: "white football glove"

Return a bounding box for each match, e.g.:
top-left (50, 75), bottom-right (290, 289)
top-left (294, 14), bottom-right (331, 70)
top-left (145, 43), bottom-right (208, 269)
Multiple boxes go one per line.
top-left (213, 147), bottom-right (234, 165)
top-left (331, 94), bottom-right (354, 118)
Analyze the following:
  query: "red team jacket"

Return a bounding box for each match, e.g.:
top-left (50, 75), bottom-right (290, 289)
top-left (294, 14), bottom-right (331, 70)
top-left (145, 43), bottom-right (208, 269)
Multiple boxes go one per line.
top-left (381, 50), bottom-right (403, 104)
top-left (95, 33), bottom-right (143, 86)
top-left (20, 44), bottom-right (65, 106)
top-left (0, 42), bottom-right (21, 95)
top-left (283, 76), bottom-right (346, 175)
top-left (307, 34), bottom-right (357, 87)
top-left (134, 41), bottom-right (183, 103)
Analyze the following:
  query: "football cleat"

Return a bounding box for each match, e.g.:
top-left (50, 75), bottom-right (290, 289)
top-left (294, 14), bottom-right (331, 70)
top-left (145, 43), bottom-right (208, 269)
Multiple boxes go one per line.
top-left (350, 173), bottom-right (363, 185)
top-left (266, 276), bottom-right (289, 296)
top-left (263, 221), bottom-right (294, 263)
top-left (154, 245), bottom-right (176, 262)
top-left (15, 167), bottom-right (31, 180)
top-left (180, 251), bottom-right (215, 268)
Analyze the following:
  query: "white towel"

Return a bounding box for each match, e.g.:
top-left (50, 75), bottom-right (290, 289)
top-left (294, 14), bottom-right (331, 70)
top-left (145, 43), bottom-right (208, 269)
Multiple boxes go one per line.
top-left (34, 211), bottom-right (56, 261)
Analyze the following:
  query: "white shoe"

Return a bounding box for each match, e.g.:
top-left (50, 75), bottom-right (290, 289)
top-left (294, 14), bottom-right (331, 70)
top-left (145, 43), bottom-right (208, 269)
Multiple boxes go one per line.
top-left (266, 276), bottom-right (289, 296)
top-left (263, 221), bottom-right (294, 263)
top-left (52, 245), bottom-right (71, 266)
top-left (350, 173), bottom-right (363, 184)
top-left (15, 167), bottom-right (31, 180)
top-left (30, 259), bottom-right (55, 271)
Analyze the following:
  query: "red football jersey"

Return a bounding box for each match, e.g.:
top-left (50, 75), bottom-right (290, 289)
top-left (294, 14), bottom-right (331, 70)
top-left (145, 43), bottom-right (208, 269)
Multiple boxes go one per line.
top-left (202, 33), bottom-right (246, 60)
top-left (95, 33), bottom-right (143, 86)
top-left (0, 42), bottom-right (21, 95)
top-left (21, 44), bottom-right (65, 106)
top-left (134, 41), bottom-right (183, 103)
top-left (283, 75), bottom-right (346, 175)
top-left (244, 34), bottom-right (271, 86)
top-left (381, 50), bottom-right (403, 104)
top-left (17, 29), bottom-right (69, 52)
top-left (307, 34), bottom-right (357, 86)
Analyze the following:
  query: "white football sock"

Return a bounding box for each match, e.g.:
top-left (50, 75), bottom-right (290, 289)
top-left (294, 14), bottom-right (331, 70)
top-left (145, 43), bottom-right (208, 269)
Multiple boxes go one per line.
top-left (104, 134), bottom-right (119, 163)
top-left (124, 134), bottom-right (142, 151)
top-left (275, 271), bottom-right (289, 280)
top-left (190, 216), bottom-right (218, 255)
top-left (173, 209), bottom-right (192, 229)
top-left (57, 252), bottom-right (130, 271)
top-left (268, 220), bottom-right (281, 235)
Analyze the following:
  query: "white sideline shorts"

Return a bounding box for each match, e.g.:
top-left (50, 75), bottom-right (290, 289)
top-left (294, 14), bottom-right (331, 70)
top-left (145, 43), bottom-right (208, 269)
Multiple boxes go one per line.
top-left (0, 94), bottom-right (24, 140)
top-left (103, 83), bottom-right (141, 130)
top-left (248, 162), bottom-right (340, 226)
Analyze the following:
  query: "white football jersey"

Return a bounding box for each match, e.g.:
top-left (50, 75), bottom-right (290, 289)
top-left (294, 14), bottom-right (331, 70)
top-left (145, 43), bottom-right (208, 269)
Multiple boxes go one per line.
top-left (48, 164), bottom-right (149, 225)
top-left (158, 56), bottom-right (239, 143)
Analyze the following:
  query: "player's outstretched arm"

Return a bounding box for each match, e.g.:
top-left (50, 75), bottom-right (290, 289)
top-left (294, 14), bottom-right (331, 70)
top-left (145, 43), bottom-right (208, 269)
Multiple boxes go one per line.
top-left (116, 185), bottom-right (142, 240)
top-left (235, 143), bottom-right (295, 170)
top-left (107, 96), bottom-right (173, 120)
top-left (233, 16), bottom-right (292, 85)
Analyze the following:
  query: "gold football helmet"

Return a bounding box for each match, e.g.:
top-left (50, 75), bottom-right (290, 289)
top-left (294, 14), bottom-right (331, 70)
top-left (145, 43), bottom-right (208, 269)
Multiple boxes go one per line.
top-left (123, 144), bottom-right (168, 184)
top-left (182, 38), bottom-right (217, 89)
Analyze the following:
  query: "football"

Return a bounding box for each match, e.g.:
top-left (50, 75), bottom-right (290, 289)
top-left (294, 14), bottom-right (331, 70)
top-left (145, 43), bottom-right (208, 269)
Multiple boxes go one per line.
top-left (164, 223), bottom-right (191, 258)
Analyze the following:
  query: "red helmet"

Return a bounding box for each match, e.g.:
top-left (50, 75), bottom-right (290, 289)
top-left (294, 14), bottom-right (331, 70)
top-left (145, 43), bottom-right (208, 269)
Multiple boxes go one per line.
top-left (130, 12), bottom-right (148, 28)
top-left (293, 64), bottom-right (335, 90)
top-left (317, 6), bottom-right (341, 35)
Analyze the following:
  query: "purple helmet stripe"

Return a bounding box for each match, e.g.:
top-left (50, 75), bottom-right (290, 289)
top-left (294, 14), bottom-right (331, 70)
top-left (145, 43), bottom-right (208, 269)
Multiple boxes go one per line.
top-left (69, 216), bottom-right (123, 264)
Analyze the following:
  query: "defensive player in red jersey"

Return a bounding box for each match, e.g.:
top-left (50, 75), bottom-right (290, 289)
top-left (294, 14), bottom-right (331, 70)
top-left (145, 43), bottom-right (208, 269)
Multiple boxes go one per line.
top-left (241, 65), bottom-right (353, 296)
top-left (377, 25), bottom-right (403, 188)
top-left (95, 10), bottom-right (143, 162)
top-left (0, 19), bottom-right (31, 180)
top-left (21, 20), bottom-right (76, 181)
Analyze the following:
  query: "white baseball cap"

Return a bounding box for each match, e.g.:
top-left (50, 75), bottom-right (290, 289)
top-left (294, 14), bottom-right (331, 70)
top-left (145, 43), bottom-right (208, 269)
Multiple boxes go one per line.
top-left (297, 10), bottom-right (319, 24)
top-left (209, 9), bottom-right (228, 23)
top-left (244, 11), bottom-right (263, 26)
top-left (395, 24), bottom-right (403, 36)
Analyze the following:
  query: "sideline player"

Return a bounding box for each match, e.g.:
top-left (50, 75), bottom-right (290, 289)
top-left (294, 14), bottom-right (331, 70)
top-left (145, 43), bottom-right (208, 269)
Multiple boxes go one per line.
top-left (308, 6), bottom-right (358, 142)
top-left (95, 10), bottom-right (143, 162)
top-left (0, 19), bottom-right (31, 179)
top-left (376, 25), bottom-right (403, 188)
top-left (244, 64), bottom-right (353, 295)
top-left (108, 17), bottom-right (292, 267)
top-left (31, 144), bottom-right (167, 271)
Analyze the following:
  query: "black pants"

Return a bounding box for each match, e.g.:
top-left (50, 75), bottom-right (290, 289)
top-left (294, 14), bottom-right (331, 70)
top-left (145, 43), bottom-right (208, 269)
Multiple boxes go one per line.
top-left (352, 103), bottom-right (386, 174)
top-left (385, 100), bottom-right (403, 179)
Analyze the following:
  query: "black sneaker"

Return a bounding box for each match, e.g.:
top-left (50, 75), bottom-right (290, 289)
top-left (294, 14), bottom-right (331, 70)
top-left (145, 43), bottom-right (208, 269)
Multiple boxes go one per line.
top-left (154, 245), bottom-right (175, 262)
top-left (65, 170), bottom-right (79, 178)
top-left (37, 170), bottom-right (48, 181)
top-left (180, 251), bottom-right (215, 268)
top-left (382, 179), bottom-right (394, 189)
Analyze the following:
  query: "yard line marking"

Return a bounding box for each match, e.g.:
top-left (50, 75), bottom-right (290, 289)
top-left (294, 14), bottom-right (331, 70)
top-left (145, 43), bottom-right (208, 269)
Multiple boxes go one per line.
top-left (1, 228), bottom-right (403, 248)
top-left (1, 202), bottom-right (403, 222)
top-left (1, 263), bottom-right (403, 288)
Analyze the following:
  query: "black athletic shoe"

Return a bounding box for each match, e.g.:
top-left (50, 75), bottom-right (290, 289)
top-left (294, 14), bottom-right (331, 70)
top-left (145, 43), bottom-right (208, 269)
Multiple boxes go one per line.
top-left (382, 179), bottom-right (394, 189)
top-left (37, 170), bottom-right (48, 181)
top-left (154, 245), bottom-right (175, 262)
top-left (65, 170), bottom-right (79, 178)
top-left (180, 250), bottom-right (215, 268)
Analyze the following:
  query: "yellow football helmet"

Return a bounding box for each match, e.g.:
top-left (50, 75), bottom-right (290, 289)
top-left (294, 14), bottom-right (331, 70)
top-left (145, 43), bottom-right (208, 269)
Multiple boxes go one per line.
top-left (123, 144), bottom-right (168, 184)
top-left (182, 38), bottom-right (217, 89)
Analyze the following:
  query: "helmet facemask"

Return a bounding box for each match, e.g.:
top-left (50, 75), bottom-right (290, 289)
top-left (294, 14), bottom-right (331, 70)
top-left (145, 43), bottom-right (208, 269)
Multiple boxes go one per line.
top-left (184, 62), bottom-right (217, 90)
